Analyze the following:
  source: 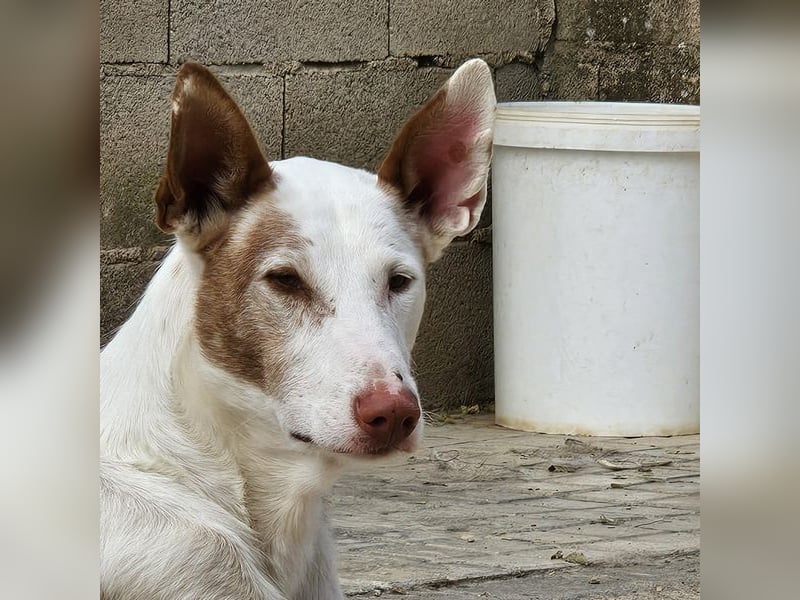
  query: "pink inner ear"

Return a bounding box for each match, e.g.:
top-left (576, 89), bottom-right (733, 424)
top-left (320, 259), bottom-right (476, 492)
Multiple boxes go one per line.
top-left (410, 113), bottom-right (483, 225)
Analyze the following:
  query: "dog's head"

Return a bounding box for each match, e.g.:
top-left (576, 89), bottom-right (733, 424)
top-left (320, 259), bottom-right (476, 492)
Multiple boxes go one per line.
top-left (154, 61), bottom-right (495, 456)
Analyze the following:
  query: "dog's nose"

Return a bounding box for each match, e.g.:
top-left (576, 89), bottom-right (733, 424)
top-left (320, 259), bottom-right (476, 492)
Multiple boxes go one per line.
top-left (354, 383), bottom-right (421, 447)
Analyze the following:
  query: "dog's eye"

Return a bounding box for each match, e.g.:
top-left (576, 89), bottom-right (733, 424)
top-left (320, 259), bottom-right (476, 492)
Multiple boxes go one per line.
top-left (388, 273), bottom-right (412, 294)
top-left (266, 270), bottom-right (304, 292)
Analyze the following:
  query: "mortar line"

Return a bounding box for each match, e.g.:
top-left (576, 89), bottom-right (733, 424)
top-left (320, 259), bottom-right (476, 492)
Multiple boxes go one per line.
top-left (166, 0), bottom-right (171, 64)
top-left (280, 76), bottom-right (286, 160)
top-left (386, 0), bottom-right (391, 57)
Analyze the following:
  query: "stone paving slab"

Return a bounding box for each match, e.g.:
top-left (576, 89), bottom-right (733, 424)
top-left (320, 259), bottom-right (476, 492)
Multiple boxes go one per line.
top-left (330, 415), bottom-right (699, 597)
top-left (360, 552), bottom-right (700, 599)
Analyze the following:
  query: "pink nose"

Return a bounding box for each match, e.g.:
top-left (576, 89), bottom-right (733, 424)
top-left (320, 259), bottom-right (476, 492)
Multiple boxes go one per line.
top-left (354, 383), bottom-right (421, 448)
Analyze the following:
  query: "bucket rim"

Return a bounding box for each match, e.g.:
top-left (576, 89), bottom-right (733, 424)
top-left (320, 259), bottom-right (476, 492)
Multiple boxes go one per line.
top-left (496, 101), bottom-right (700, 128)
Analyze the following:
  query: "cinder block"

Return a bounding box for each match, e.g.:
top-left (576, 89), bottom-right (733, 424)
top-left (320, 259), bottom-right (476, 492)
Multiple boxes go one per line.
top-left (390, 0), bottom-right (554, 57)
top-left (597, 50), bottom-right (653, 101)
top-left (540, 40), bottom-right (699, 104)
top-left (598, 45), bottom-right (700, 104)
top-left (100, 69), bottom-right (283, 250)
top-left (101, 257), bottom-right (163, 345)
top-left (555, 0), bottom-right (700, 46)
top-left (495, 62), bottom-right (542, 102)
top-left (539, 43), bottom-right (600, 100)
top-left (285, 67), bottom-right (451, 170)
top-left (647, 45), bottom-right (700, 104)
top-left (100, 0), bottom-right (168, 63)
top-left (171, 0), bottom-right (388, 63)
top-left (648, 0), bottom-right (700, 46)
top-left (414, 242), bottom-right (494, 412)
top-left (218, 73), bottom-right (285, 161)
top-left (100, 73), bottom-right (174, 249)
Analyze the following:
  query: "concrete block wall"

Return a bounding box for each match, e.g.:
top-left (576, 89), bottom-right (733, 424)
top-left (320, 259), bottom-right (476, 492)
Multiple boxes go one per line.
top-left (100, 0), bottom-right (699, 411)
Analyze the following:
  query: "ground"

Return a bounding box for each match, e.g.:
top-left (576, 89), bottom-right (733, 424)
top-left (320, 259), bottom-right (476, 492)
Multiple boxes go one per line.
top-left (330, 415), bottom-right (700, 599)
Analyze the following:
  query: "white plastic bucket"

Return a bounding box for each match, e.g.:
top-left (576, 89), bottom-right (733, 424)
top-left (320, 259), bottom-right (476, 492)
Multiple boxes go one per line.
top-left (492, 102), bottom-right (700, 436)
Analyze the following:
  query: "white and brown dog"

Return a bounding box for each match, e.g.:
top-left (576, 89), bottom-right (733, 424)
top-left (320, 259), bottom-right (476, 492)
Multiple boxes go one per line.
top-left (100, 59), bottom-right (495, 599)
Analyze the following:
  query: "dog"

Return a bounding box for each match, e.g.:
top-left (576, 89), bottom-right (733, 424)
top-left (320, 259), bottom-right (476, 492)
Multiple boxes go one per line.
top-left (100, 58), bottom-right (495, 599)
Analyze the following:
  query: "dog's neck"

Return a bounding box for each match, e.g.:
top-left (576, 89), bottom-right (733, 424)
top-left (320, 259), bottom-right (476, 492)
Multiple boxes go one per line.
top-left (101, 244), bottom-right (343, 591)
top-left (101, 244), bottom-right (201, 466)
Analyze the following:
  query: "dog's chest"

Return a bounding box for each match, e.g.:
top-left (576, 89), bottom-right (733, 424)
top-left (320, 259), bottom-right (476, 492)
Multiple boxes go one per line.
top-left (235, 445), bottom-right (341, 594)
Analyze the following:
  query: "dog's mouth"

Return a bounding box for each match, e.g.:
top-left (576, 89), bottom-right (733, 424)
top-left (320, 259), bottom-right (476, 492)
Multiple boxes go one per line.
top-left (289, 431), bottom-right (412, 457)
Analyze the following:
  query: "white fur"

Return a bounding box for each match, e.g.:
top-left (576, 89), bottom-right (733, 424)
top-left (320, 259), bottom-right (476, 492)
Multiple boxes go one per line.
top-left (265, 158), bottom-right (427, 450)
top-left (101, 60), bottom-right (494, 600)
top-left (101, 160), bottom-right (427, 600)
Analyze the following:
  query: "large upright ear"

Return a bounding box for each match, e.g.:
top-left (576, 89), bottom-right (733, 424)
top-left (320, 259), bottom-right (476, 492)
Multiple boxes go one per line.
top-left (378, 58), bottom-right (496, 262)
top-left (154, 63), bottom-right (273, 248)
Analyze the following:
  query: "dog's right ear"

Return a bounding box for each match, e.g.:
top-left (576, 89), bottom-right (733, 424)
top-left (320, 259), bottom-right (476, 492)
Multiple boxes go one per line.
top-left (154, 63), bottom-right (273, 248)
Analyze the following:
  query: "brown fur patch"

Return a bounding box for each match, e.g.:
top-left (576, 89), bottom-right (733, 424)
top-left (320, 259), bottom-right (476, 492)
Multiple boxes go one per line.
top-left (194, 204), bottom-right (320, 391)
top-left (377, 84), bottom-right (452, 264)
top-left (154, 63), bottom-right (274, 246)
top-left (377, 86), bottom-right (447, 203)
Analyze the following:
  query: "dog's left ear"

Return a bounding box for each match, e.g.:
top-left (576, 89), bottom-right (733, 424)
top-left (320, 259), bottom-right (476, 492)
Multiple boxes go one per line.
top-left (154, 63), bottom-right (273, 249)
top-left (378, 59), bottom-right (496, 262)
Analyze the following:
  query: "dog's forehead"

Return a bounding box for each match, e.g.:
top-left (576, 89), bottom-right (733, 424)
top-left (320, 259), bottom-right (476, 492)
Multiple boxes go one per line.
top-left (267, 157), bottom-right (418, 260)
